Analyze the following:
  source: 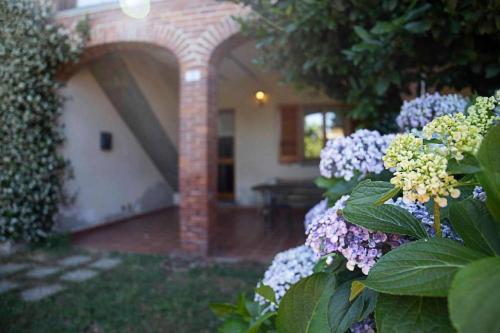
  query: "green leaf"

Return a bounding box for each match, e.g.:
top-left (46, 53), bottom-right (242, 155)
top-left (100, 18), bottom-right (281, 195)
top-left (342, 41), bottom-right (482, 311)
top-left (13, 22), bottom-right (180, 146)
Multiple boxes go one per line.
top-left (247, 312), bottom-right (276, 333)
top-left (349, 281), bottom-right (365, 301)
top-left (254, 284), bottom-right (276, 305)
top-left (449, 257), bottom-right (500, 333)
top-left (447, 153), bottom-right (481, 174)
top-left (445, 0), bottom-right (458, 13)
top-left (218, 317), bottom-right (247, 333)
top-left (371, 21), bottom-right (395, 35)
top-left (322, 176), bottom-right (361, 203)
top-left (313, 254), bottom-right (345, 274)
top-left (276, 273), bottom-right (334, 333)
top-left (211, 303), bottom-right (238, 317)
top-left (343, 203), bottom-right (428, 239)
top-left (236, 293), bottom-right (251, 317)
top-left (328, 281), bottom-right (377, 333)
top-left (363, 238), bottom-right (486, 296)
top-left (476, 124), bottom-right (500, 222)
top-left (345, 180), bottom-right (394, 206)
top-left (404, 4), bottom-right (432, 21)
top-left (449, 198), bottom-right (500, 255)
top-left (374, 186), bottom-right (400, 205)
top-left (403, 21), bottom-right (431, 33)
top-left (375, 77), bottom-right (390, 95)
top-left (314, 176), bottom-right (338, 189)
top-left (375, 294), bottom-right (454, 333)
top-left (353, 26), bottom-right (373, 43)
top-left (485, 64), bottom-right (500, 78)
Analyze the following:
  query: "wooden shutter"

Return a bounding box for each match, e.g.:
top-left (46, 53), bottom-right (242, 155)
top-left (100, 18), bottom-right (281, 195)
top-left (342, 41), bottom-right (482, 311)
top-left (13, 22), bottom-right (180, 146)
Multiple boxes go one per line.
top-left (279, 105), bottom-right (300, 163)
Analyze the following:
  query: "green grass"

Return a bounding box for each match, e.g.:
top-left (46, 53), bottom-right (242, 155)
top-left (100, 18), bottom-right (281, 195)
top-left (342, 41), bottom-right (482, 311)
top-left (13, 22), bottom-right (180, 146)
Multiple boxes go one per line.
top-left (0, 247), bottom-right (264, 333)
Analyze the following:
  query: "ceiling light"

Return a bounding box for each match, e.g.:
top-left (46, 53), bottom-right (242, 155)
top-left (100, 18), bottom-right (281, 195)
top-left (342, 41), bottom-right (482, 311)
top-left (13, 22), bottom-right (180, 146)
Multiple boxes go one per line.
top-left (120, 0), bottom-right (150, 19)
top-left (255, 90), bottom-right (267, 105)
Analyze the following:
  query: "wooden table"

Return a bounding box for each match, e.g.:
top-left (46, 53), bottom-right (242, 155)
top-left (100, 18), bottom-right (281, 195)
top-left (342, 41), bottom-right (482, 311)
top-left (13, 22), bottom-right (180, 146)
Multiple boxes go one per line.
top-left (252, 181), bottom-right (324, 227)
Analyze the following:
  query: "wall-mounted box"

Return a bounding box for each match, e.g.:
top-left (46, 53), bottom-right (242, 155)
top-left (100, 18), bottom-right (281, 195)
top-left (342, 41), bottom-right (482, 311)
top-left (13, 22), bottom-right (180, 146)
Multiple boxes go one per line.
top-left (100, 131), bottom-right (112, 151)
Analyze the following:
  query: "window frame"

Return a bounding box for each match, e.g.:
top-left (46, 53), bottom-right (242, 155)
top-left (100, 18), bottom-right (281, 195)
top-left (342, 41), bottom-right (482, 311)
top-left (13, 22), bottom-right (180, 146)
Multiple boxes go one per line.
top-left (299, 103), bottom-right (352, 163)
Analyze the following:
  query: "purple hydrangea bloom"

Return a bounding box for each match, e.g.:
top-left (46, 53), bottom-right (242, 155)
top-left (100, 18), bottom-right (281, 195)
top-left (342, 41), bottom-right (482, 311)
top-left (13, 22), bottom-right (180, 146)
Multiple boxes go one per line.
top-left (473, 186), bottom-right (487, 202)
top-left (350, 317), bottom-right (376, 333)
top-left (304, 199), bottom-right (328, 230)
top-left (306, 195), bottom-right (460, 275)
top-left (305, 196), bottom-right (405, 275)
top-left (319, 130), bottom-right (395, 181)
top-left (397, 93), bottom-right (468, 131)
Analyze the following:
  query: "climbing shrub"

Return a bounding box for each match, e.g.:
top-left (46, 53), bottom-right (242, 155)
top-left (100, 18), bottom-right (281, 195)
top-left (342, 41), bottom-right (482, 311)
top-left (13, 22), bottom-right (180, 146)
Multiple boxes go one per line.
top-left (0, 0), bottom-right (87, 242)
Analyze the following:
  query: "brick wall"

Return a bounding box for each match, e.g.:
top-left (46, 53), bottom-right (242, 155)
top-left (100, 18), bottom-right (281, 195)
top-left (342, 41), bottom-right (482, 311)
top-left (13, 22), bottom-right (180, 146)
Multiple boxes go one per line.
top-left (56, 0), bottom-right (247, 255)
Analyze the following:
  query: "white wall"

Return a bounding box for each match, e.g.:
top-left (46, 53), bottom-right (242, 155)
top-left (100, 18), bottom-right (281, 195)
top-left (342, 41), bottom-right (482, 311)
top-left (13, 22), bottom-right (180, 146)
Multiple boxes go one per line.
top-left (122, 52), bottom-right (179, 147)
top-left (57, 55), bottom-right (178, 231)
top-left (219, 76), bottom-right (333, 206)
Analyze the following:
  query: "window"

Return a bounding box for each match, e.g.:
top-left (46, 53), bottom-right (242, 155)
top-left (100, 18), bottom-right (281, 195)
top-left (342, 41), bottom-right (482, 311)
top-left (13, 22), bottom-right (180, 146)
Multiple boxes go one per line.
top-left (303, 107), bottom-right (345, 160)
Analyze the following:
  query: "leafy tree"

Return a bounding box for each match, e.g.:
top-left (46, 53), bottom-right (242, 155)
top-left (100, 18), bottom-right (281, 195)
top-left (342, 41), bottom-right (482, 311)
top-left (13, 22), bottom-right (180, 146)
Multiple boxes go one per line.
top-left (0, 1), bottom-right (88, 241)
top-left (231, 0), bottom-right (500, 123)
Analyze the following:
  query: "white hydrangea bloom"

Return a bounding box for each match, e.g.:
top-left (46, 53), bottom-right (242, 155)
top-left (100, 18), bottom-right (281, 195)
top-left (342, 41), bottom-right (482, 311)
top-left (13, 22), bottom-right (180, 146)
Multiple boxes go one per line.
top-left (319, 130), bottom-right (395, 181)
top-left (255, 245), bottom-right (317, 312)
top-left (396, 93), bottom-right (468, 131)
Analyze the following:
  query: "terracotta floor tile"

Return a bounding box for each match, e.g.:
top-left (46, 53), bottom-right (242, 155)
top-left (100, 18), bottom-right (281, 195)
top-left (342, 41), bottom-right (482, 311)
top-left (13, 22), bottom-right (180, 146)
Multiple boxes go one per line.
top-left (72, 207), bottom-right (306, 262)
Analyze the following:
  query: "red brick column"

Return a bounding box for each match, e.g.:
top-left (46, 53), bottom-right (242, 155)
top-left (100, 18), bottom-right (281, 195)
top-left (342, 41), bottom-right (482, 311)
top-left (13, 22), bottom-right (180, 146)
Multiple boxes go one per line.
top-left (178, 64), bottom-right (218, 255)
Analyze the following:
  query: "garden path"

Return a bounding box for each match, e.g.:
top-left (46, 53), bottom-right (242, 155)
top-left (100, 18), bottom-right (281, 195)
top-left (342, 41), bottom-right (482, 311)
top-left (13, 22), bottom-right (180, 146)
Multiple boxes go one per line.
top-left (0, 253), bottom-right (121, 302)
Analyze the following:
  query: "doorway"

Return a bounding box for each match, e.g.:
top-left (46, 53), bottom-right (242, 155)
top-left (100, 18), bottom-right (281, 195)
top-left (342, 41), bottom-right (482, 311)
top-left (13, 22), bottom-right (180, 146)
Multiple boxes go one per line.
top-left (217, 109), bottom-right (235, 201)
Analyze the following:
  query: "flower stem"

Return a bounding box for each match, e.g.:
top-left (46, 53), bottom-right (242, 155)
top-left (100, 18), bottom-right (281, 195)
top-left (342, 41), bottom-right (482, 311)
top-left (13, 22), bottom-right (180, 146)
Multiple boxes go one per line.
top-left (434, 201), bottom-right (442, 237)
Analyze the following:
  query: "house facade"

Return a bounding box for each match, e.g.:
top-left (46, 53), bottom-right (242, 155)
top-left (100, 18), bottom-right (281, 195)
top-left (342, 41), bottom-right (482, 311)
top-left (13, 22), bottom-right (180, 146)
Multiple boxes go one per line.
top-left (55, 0), bottom-right (346, 255)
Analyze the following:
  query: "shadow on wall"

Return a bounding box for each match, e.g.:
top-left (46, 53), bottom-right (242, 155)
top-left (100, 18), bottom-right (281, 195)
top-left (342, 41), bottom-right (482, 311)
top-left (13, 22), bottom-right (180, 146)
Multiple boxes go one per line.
top-left (55, 181), bottom-right (174, 232)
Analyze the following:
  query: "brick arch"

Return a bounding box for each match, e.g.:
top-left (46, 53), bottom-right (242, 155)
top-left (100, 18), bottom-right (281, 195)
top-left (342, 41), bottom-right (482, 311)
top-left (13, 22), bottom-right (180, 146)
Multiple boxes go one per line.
top-left (58, 21), bottom-right (188, 80)
top-left (187, 12), bottom-right (246, 67)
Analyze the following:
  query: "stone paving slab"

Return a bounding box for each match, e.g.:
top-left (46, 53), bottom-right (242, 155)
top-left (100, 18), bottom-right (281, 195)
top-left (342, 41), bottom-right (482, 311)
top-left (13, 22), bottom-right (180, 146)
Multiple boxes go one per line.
top-left (26, 266), bottom-right (60, 279)
top-left (0, 263), bottom-right (30, 276)
top-left (57, 255), bottom-right (92, 267)
top-left (21, 284), bottom-right (65, 302)
top-left (89, 258), bottom-right (122, 270)
top-left (0, 280), bottom-right (19, 294)
top-left (30, 252), bottom-right (50, 263)
top-left (60, 269), bottom-right (98, 282)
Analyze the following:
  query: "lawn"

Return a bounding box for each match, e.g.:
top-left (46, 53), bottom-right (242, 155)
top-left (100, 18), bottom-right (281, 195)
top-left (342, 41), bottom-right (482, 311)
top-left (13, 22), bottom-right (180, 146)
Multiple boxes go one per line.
top-left (0, 243), bottom-right (265, 333)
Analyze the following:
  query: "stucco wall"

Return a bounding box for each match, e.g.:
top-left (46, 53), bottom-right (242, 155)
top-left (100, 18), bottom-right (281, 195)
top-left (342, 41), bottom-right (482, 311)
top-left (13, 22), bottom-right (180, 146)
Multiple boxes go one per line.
top-left (57, 56), bottom-right (178, 231)
top-left (218, 76), bottom-right (333, 206)
top-left (121, 51), bottom-right (179, 147)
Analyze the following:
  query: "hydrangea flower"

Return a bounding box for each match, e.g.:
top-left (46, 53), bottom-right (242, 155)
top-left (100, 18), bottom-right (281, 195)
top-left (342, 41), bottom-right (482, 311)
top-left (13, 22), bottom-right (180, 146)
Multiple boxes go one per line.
top-left (255, 245), bottom-right (317, 311)
top-left (384, 134), bottom-right (460, 207)
top-left (422, 94), bottom-right (499, 160)
top-left (396, 93), bottom-right (468, 131)
top-left (350, 317), bottom-right (376, 333)
top-left (319, 130), bottom-right (395, 181)
top-left (305, 196), bottom-right (405, 275)
top-left (473, 186), bottom-right (487, 202)
top-left (386, 95), bottom-right (498, 207)
top-left (466, 96), bottom-right (499, 135)
top-left (304, 199), bottom-right (328, 230)
top-left (423, 113), bottom-right (482, 160)
top-left (306, 195), bottom-right (458, 275)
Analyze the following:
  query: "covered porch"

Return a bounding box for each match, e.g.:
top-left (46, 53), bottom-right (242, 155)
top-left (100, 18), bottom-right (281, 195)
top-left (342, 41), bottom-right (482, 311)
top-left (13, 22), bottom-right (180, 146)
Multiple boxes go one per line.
top-left (56, 3), bottom-right (346, 258)
top-left (71, 206), bottom-right (307, 262)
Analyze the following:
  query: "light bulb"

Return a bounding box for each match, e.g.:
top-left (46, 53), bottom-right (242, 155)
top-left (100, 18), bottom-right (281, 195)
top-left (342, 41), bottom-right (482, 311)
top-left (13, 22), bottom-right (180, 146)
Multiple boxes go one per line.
top-left (120, 0), bottom-right (150, 19)
top-left (255, 91), bottom-right (266, 101)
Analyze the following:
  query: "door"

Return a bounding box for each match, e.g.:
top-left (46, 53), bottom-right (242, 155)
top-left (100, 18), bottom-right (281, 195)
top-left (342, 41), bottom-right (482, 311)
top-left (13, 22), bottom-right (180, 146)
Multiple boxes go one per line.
top-left (217, 109), bottom-right (235, 201)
